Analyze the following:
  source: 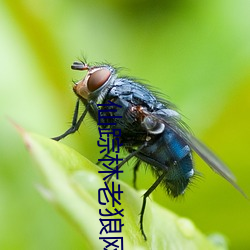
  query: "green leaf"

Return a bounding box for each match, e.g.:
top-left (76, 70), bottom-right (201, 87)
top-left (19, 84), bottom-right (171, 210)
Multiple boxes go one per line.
top-left (19, 127), bottom-right (227, 250)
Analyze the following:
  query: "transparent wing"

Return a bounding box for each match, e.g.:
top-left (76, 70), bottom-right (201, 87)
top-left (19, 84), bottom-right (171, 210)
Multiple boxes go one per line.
top-left (149, 110), bottom-right (247, 198)
top-left (171, 122), bottom-right (247, 198)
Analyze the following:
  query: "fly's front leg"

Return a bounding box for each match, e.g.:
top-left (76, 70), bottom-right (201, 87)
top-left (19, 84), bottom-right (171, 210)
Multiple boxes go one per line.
top-left (52, 99), bottom-right (89, 141)
top-left (140, 172), bottom-right (167, 240)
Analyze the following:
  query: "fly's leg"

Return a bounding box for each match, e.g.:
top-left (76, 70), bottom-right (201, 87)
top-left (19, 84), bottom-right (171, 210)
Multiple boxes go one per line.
top-left (97, 156), bottom-right (105, 165)
top-left (140, 172), bottom-right (167, 240)
top-left (106, 143), bottom-right (147, 184)
top-left (52, 100), bottom-right (93, 141)
top-left (133, 160), bottom-right (141, 189)
top-left (52, 99), bottom-right (86, 141)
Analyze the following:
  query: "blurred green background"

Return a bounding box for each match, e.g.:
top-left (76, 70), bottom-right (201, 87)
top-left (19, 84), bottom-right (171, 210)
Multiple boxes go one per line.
top-left (1, 0), bottom-right (250, 249)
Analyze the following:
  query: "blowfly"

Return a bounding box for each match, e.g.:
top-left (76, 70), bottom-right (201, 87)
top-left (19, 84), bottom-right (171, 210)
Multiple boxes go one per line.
top-left (52, 60), bottom-right (246, 240)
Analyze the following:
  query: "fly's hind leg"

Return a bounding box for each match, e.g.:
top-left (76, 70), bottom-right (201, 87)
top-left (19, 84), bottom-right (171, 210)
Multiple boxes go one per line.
top-left (140, 172), bottom-right (167, 240)
top-left (133, 160), bottom-right (141, 189)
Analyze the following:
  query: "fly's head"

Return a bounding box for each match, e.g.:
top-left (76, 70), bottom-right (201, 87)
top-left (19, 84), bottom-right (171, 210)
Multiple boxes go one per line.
top-left (72, 61), bottom-right (116, 101)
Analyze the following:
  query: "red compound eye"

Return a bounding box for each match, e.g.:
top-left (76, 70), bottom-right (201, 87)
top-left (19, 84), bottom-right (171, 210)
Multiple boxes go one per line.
top-left (87, 68), bottom-right (111, 92)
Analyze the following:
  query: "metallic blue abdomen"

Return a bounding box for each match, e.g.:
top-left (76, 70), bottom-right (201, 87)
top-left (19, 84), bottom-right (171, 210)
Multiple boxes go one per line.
top-left (137, 128), bottom-right (194, 197)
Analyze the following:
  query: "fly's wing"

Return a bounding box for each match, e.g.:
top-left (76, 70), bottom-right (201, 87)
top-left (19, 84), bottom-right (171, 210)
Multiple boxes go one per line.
top-left (151, 110), bottom-right (247, 198)
top-left (182, 131), bottom-right (248, 198)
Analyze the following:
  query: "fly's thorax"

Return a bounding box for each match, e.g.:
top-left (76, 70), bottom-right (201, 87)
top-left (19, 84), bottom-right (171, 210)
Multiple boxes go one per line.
top-left (73, 64), bottom-right (117, 103)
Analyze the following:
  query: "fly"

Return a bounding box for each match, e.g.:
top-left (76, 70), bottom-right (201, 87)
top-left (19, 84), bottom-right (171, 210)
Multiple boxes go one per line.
top-left (52, 60), bottom-right (247, 240)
